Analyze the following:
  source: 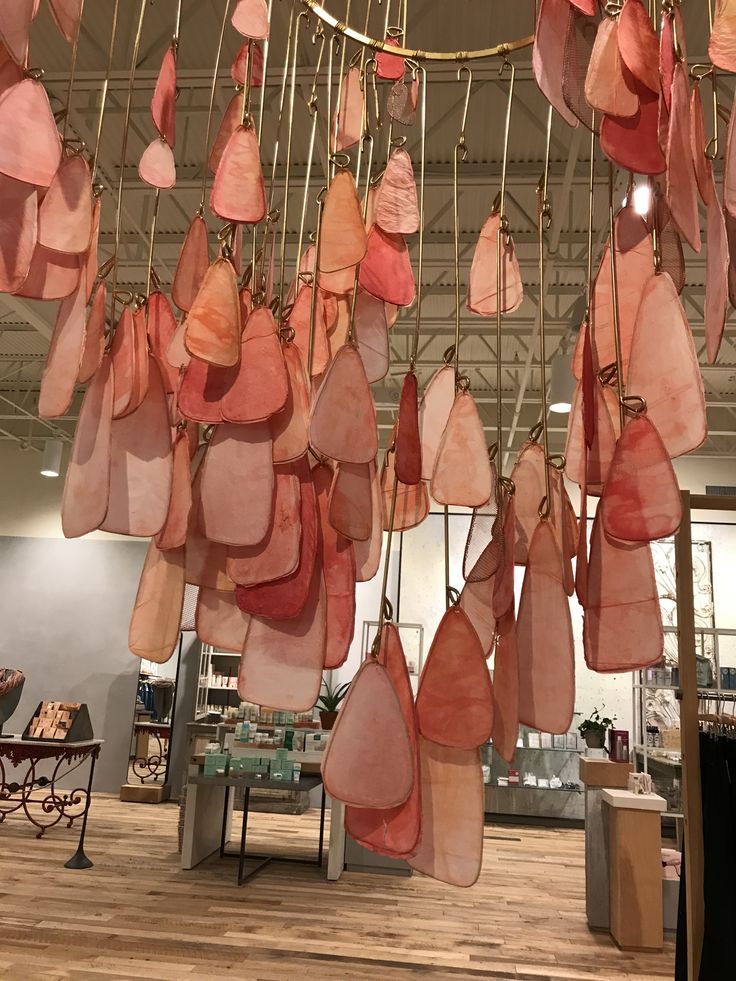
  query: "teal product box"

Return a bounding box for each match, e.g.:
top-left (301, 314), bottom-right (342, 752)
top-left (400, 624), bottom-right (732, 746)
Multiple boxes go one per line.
top-left (203, 753), bottom-right (229, 777)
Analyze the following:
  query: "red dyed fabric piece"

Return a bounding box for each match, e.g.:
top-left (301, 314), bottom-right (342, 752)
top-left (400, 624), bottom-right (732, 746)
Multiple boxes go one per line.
top-left (395, 370), bottom-right (421, 485)
top-left (328, 461), bottom-right (372, 543)
top-left (491, 610), bottom-right (520, 764)
top-left (600, 79), bottom-right (666, 175)
top-left (380, 444), bottom-right (429, 532)
top-left (236, 456), bottom-right (317, 620)
top-left (354, 458), bottom-right (382, 582)
top-left (533, 0), bottom-right (579, 127)
top-left (38, 275), bottom-right (87, 419)
top-left (0, 0), bottom-right (34, 65)
top-left (309, 343), bottom-right (378, 465)
top-left (110, 305), bottom-right (149, 419)
top-left (178, 356), bottom-right (233, 424)
top-left (359, 225), bottom-right (416, 307)
top-left (221, 306), bottom-right (288, 422)
top-left (416, 605), bottom-right (494, 750)
top-left (14, 243), bottom-right (81, 300)
top-left (208, 93), bottom-right (240, 175)
top-left (666, 64), bottom-right (700, 253)
top-left (492, 491), bottom-right (516, 619)
top-left (185, 465), bottom-right (235, 592)
top-left (375, 36), bottom-right (404, 81)
top-left (459, 567), bottom-right (497, 655)
top-left (146, 290), bottom-right (179, 394)
top-left (47, 0), bottom-right (83, 43)
top-left (152, 45), bottom-right (176, 146)
top-left (195, 587), bottom-right (250, 653)
top-left (185, 257), bottom-right (241, 367)
top-left (231, 40), bottom-right (264, 87)
top-left (288, 284), bottom-right (330, 377)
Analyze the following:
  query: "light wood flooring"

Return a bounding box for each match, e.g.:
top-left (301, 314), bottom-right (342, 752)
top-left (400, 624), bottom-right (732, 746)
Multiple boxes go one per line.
top-left (0, 795), bottom-right (675, 980)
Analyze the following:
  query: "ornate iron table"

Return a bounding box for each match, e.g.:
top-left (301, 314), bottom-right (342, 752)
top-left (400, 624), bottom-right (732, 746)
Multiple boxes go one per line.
top-left (0, 736), bottom-right (103, 868)
top-left (132, 722), bottom-right (170, 782)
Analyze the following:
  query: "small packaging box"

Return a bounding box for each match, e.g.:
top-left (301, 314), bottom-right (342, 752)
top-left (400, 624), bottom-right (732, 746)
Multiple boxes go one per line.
top-left (729, 668), bottom-right (736, 690)
top-left (552, 734), bottom-right (565, 750)
top-left (540, 733), bottom-right (553, 750)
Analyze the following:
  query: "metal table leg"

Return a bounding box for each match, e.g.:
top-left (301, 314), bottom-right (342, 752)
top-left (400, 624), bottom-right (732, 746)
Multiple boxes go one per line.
top-left (317, 785), bottom-right (326, 867)
top-left (64, 750), bottom-right (97, 870)
top-left (219, 785), bottom-right (231, 858)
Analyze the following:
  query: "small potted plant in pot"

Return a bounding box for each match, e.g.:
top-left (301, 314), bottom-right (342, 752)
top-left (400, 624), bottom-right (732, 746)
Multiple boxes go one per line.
top-left (578, 706), bottom-right (616, 751)
top-left (317, 677), bottom-right (349, 730)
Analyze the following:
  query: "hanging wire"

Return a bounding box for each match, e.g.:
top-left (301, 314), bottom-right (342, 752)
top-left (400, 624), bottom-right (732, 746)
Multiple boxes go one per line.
top-left (330, 0), bottom-right (353, 175)
top-left (109, 0), bottom-right (148, 335)
top-left (257, 0), bottom-right (274, 141)
top-left (452, 65), bottom-right (473, 384)
top-left (90, 0), bottom-right (120, 186)
top-left (607, 160), bottom-right (626, 433)
top-left (197, 0), bottom-right (231, 215)
top-left (585, 125), bottom-right (595, 319)
top-left (61, 0), bottom-right (86, 150)
top-left (408, 64), bottom-right (427, 368)
top-left (536, 105), bottom-right (553, 519)
top-left (307, 186), bottom-right (327, 377)
top-left (495, 56), bottom-right (515, 470)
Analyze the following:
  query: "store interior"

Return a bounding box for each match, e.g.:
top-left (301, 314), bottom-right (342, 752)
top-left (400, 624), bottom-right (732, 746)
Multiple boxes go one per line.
top-left (0, 1), bottom-right (735, 979)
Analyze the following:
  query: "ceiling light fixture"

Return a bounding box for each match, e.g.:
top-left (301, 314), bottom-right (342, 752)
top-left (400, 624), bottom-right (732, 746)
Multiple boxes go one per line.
top-left (549, 350), bottom-right (575, 414)
top-left (40, 438), bottom-right (63, 478)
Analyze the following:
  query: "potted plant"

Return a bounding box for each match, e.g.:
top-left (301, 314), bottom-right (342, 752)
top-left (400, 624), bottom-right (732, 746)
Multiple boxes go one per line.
top-left (578, 706), bottom-right (616, 751)
top-left (317, 678), bottom-right (349, 731)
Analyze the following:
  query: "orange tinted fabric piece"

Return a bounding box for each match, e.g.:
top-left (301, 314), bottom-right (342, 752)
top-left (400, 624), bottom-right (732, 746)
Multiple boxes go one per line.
top-left (322, 659), bottom-right (413, 808)
top-left (491, 610), bottom-right (520, 764)
top-left (318, 169), bottom-right (367, 277)
top-left (222, 306), bottom-right (288, 422)
top-left (666, 64), bottom-right (701, 253)
top-left (288, 284), bottom-right (330, 376)
top-left (381, 444), bottom-right (429, 532)
top-left (314, 463), bottom-right (356, 670)
top-left (61, 354), bottom-right (112, 539)
top-left (618, 0), bottom-right (660, 93)
top-left (375, 148), bottom-right (419, 235)
top-left (600, 79), bottom-right (666, 175)
top-left (345, 624), bottom-right (421, 857)
top-left (211, 125), bottom-right (266, 223)
top-left (354, 458), bottom-right (382, 582)
top-left (208, 93), bottom-right (240, 175)
top-left (408, 738), bottom-right (483, 888)
top-left (690, 83), bottom-right (712, 206)
top-left (77, 280), bottom-right (106, 384)
top-left (15, 243), bottom-right (81, 300)
top-left (584, 18), bottom-right (638, 118)
top-left (353, 289), bottom-right (389, 383)
top-left (271, 343), bottom-right (310, 463)
top-left (419, 365), bottom-right (455, 481)
top-left (109, 305), bottom-right (148, 419)
top-left (101, 359), bottom-right (173, 537)
top-left (0, 79), bottom-right (61, 186)
top-left (145, 290), bottom-right (179, 394)
top-left (138, 138), bottom-right (176, 189)
top-left (152, 45), bottom-right (176, 146)
top-left (328, 461), bottom-right (372, 542)
top-left (155, 430), bottom-right (192, 551)
top-left (227, 465), bottom-right (301, 586)
top-left (467, 212), bottom-right (523, 316)
top-left (238, 563), bottom-right (326, 712)
top-left (236, 456), bottom-right (317, 619)
top-left (185, 466), bottom-right (235, 592)
top-left (195, 586), bottom-right (250, 652)
top-left (431, 392), bottom-right (492, 508)
top-left (584, 503), bottom-right (663, 672)
top-left (0, 173), bottom-right (36, 292)
top-left (602, 414), bottom-right (682, 542)
top-left (359, 225), bottom-right (416, 307)
top-left (309, 343), bottom-right (378, 464)
top-left (185, 257), bottom-right (241, 367)
top-left (509, 440), bottom-right (546, 565)
top-left (709, 0), bottom-right (736, 72)
top-left (395, 369), bottom-right (422, 485)
top-left (173, 214), bottom-right (209, 312)
top-left (517, 522), bottom-right (575, 734)
top-left (704, 164), bottom-right (729, 364)
top-left (627, 272), bottom-right (707, 458)
top-left (199, 421), bottom-right (273, 547)
top-left (37, 154), bottom-right (93, 254)
top-left (178, 355), bottom-right (233, 424)
top-left (416, 605), bottom-right (493, 750)
top-left (38, 276), bottom-right (87, 419)
top-left (128, 541), bottom-right (185, 663)
top-left (332, 67), bottom-right (363, 152)
top-left (533, 0), bottom-right (579, 127)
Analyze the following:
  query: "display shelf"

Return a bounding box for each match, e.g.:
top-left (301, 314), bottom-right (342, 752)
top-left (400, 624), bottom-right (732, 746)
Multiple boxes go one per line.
top-left (502, 745), bottom-right (583, 755)
top-left (209, 651), bottom-right (240, 657)
top-left (490, 784), bottom-right (581, 793)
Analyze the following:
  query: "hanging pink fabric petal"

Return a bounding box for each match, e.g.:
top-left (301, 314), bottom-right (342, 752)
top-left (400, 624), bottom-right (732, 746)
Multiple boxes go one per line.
top-left (211, 124), bottom-right (266, 223)
top-left (459, 568), bottom-right (496, 655)
top-left (690, 83), bottom-right (712, 206)
top-left (584, 18), bottom-right (638, 118)
top-left (657, 197), bottom-right (686, 294)
top-left (83, 195), bottom-right (100, 302)
top-left (602, 413), bottom-right (682, 542)
top-left (375, 36), bottom-right (404, 81)
top-left (509, 440), bottom-right (546, 565)
top-left (0, 1), bottom-right (33, 65)
top-left (208, 93), bottom-right (240, 174)
top-left (309, 343), bottom-right (378, 464)
top-left (492, 491), bottom-right (516, 619)
top-left (172, 214), bottom-right (209, 313)
top-left (314, 463), bottom-right (356, 670)
top-left (491, 610), bottom-right (519, 764)
top-left (395, 369), bottom-right (421, 485)
top-left (128, 541), bottom-right (185, 663)
top-left (195, 586), bottom-right (250, 652)
top-left (0, 46), bottom-right (22, 96)
top-left (178, 356), bottom-right (233, 424)
top-left (231, 0), bottom-right (269, 39)
top-left (199, 421), bottom-right (273, 547)
top-left (271, 343), bottom-right (310, 463)
top-left (600, 78), bottom-right (666, 175)
top-left (38, 274), bottom-right (87, 419)
top-left (77, 281), bottom-right (106, 385)
top-left (288, 284), bottom-right (330, 376)
top-left (416, 605), bottom-right (493, 750)
top-left (14, 242), bottom-right (81, 299)
top-left (517, 521), bottom-right (575, 734)
top-left (100, 359), bottom-right (173, 537)
top-left (221, 306), bottom-right (288, 422)
top-left (550, 470), bottom-right (577, 597)
top-left (145, 290), bottom-right (178, 394)
top-left (431, 391), bottom-right (492, 508)
top-left (156, 429), bottom-right (192, 551)
top-left (0, 173), bottom-right (36, 292)
top-left (463, 475), bottom-right (501, 584)
top-left (353, 289), bottom-right (389, 382)
top-left (332, 67), bottom-right (363, 153)
top-left (185, 257), bottom-right (241, 367)
top-left (327, 461), bottom-right (372, 542)
top-left (467, 212), bottom-right (523, 316)
top-left (0, 79), bottom-right (61, 186)
top-left (665, 65), bottom-right (700, 253)
top-left (227, 464), bottom-right (301, 587)
top-left (375, 148), bottom-right (419, 234)
top-left (354, 458), bottom-right (382, 582)
top-left (61, 354), bottom-right (112, 538)
top-left (704, 165), bottom-right (729, 364)
top-left (408, 737), bottom-right (483, 888)
top-left (359, 225), bottom-right (415, 307)
top-left (709, 0), bottom-right (736, 71)
top-left (584, 503), bottom-right (663, 672)
top-left (47, 0), bottom-right (83, 43)
top-left (627, 272), bottom-right (707, 457)
top-left (231, 40), bottom-right (264, 87)
top-left (419, 364), bottom-right (455, 481)
top-left (565, 380), bottom-right (620, 494)
top-left (345, 624), bottom-right (421, 857)
top-left (238, 560), bottom-right (325, 712)
top-left (138, 138), bottom-right (176, 189)
top-left (185, 465), bottom-right (235, 591)
top-left (381, 443), bottom-right (429, 532)
top-left (387, 74), bottom-right (418, 127)
top-left (618, 0), bottom-right (661, 94)
top-left (236, 456), bottom-right (317, 620)
top-left (533, 0), bottom-right (579, 127)
top-left (110, 305), bottom-right (149, 419)
top-left (152, 45), bottom-right (176, 146)
top-left (318, 169), bottom-right (368, 285)
top-left (322, 659), bottom-right (413, 808)
top-left (37, 153), bottom-right (93, 254)
top-left (726, 211), bottom-right (736, 308)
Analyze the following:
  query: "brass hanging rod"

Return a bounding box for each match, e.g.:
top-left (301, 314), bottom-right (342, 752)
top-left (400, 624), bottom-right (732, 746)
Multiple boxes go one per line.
top-left (300, 0), bottom-right (534, 61)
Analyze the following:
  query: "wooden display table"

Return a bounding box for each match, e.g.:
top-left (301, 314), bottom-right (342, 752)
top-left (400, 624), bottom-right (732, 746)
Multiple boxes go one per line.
top-left (602, 789), bottom-right (667, 951)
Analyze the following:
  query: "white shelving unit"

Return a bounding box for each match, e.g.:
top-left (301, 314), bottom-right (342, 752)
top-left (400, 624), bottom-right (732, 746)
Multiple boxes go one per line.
top-left (196, 644), bottom-right (241, 718)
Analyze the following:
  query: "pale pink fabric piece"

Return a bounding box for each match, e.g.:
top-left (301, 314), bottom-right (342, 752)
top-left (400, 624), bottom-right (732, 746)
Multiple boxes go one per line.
top-left (37, 154), bottom-right (93, 254)
top-left (173, 214), bottom-right (209, 313)
top-left (0, 173), bottom-right (36, 292)
top-left (155, 430), bottom-right (192, 551)
top-left (467, 212), bottom-right (523, 316)
top-left (327, 461), bottom-right (372, 542)
top-left (419, 365), bottom-right (456, 481)
top-left (318, 169), bottom-right (367, 278)
top-left (584, 17), bottom-right (638, 118)
top-left (211, 125), bottom-right (266, 223)
top-left (14, 244), bottom-right (81, 300)
top-left (431, 392), bottom-right (492, 508)
top-left (359, 225), bottom-right (416, 307)
top-left (709, 0), bottom-right (736, 72)
top-left (38, 274), bottom-right (87, 419)
top-left (221, 306), bottom-right (288, 422)
top-left (138, 138), bottom-right (176, 189)
top-left (313, 463), bottom-right (355, 670)
top-left (195, 586), bottom-right (250, 653)
top-left (332, 67), bottom-right (363, 152)
top-left (231, 0), bottom-right (269, 39)
top-left (509, 440), bottom-right (546, 565)
top-left (353, 289), bottom-right (389, 383)
top-left (374, 148), bottom-right (419, 235)
top-left (533, 0), bottom-right (579, 127)
top-left (208, 93), bottom-right (240, 175)
top-left (309, 343), bottom-right (378, 464)
top-left (0, 79), bottom-right (61, 186)
top-left (47, 0), bottom-right (82, 43)
top-left (77, 281), bottom-right (106, 384)
top-left (152, 46), bottom-right (176, 146)
top-left (129, 541), bottom-right (185, 664)
top-left (0, 0), bottom-right (34, 64)
top-left (353, 458), bottom-right (382, 582)
top-left (666, 64), bottom-right (701, 253)
top-left (271, 343), bottom-right (310, 463)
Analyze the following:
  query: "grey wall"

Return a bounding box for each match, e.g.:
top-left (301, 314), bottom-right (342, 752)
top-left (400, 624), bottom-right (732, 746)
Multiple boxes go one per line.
top-left (0, 535), bottom-right (147, 792)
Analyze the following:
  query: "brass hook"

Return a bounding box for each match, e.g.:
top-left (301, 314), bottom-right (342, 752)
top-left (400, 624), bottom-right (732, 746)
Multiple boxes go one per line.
top-left (390, 134), bottom-right (407, 147)
top-left (546, 453), bottom-right (566, 471)
top-left (383, 597), bottom-right (394, 622)
top-left (279, 324), bottom-right (296, 344)
top-left (528, 421), bottom-right (544, 443)
top-left (442, 344), bottom-right (457, 365)
top-left (538, 495), bottom-right (551, 520)
top-left (455, 64), bottom-right (473, 160)
top-left (328, 153), bottom-right (350, 169)
top-left (498, 474), bottom-right (516, 496)
top-left (622, 394), bottom-right (647, 416)
top-left (456, 374), bottom-right (471, 392)
top-left (488, 442), bottom-right (499, 462)
top-left (598, 362), bottom-right (618, 388)
top-left (446, 586), bottom-right (461, 607)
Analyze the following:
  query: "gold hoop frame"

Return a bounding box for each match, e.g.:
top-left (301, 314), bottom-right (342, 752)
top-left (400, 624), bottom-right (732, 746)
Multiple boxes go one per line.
top-left (300, 0), bottom-right (534, 61)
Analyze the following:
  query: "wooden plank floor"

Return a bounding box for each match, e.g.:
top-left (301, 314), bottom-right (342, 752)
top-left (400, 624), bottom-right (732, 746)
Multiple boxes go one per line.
top-left (0, 795), bottom-right (674, 980)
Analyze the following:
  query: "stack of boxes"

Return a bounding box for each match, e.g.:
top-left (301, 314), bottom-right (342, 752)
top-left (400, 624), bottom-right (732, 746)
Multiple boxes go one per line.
top-left (27, 701), bottom-right (81, 740)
